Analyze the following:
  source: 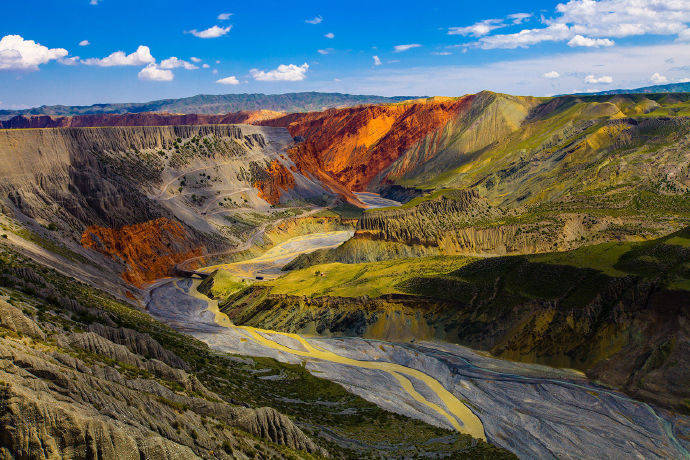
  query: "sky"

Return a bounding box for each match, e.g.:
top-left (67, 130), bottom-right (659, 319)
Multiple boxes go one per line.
top-left (1, 0), bottom-right (690, 109)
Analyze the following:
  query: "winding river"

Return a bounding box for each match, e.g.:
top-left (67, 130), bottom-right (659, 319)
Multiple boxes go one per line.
top-left (148, 231), bottom-right (690, 459)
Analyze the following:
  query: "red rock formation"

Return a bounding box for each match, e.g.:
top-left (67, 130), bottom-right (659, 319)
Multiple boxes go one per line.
top-left (260, 97), bottom-right (474, 192)
top-left (81, 218), bottom-right (203, 287)
top-left (253, 160), bottom-right (296, 205)
top-left (0, 110), bottom-right (284, 129)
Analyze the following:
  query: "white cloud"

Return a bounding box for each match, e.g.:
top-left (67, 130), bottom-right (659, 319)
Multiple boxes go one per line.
top-left (138, 64), bottom-right (173, 81)
top-left (373, 55), bottom-right (381, 66)
top-left (317, 42), bottom-right (690, 98)
top-left (567, 35), bottom-right (614, 47)
top-left (212, 69), bottom-right (218, 74)
top-left (508, 13), bottom-right (532, 24)
top-left (324, 32), bottom-right (335, 39)
top-left (449, 19), bottom-right (504, 37)
top-left (190, 56), bottom-right (201, 63)
top-left (305, 16), bottom-right (323, 24)
top-left (318, 48), bottom-right (333, 55)
top-left (478, 23), bottom-right (572, 49)
top-left (82, 45), bottom-right (154, 66)
top-left (217, 13), bottom-right (232, 20)
top-left (202, 63), bottom-right (210, 68)
top-left (79, 40), bottom-right (90, 47)
top-left (216, 76), bottom-right (239, 85)
top-left (432, 51), bottom-right (452, 56)
top-left (215, 60), bottom-right (220, 64)
top-left (89, 0), bottom-right (98, 4)
top-left (188, 25), bottom-right (231, 39)
top-left (160, 56), bottom-right (198, 70)
top-left (650, 72), bottom-right (668, 84)
top-left (394, 44), bottom-right (421, 52)
top-left (0, 35), bottom-right (68, 70)
top-left (250, 63), bottom-right (309, 81)
top-left (584, 74), bottom-right (613, 84)
top-left (59, 56), bottom-right (80, 66)
top-left (543, 70), bottom-right (560, 78)
top-left (473, 0), bottom-right (690, 50)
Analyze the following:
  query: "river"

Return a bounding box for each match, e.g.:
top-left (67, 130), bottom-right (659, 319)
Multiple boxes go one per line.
top-left (147, 231), bottom-right (690, 459)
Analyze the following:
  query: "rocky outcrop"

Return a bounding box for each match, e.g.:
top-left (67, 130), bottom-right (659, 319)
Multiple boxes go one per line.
top-left (87, 323), bottom-right (188, 370)
top-left (0, 331), bottom-right (325, 459)
top-left (81, 218), bottom-right (204, 287)
top-left (0, 298), bottom-right (45, 340)
top-left (252, 160), bottom-right (296, 205)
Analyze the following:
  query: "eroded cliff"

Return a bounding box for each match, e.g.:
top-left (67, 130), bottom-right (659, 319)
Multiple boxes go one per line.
top-left (81, 218), bottom-right (203, 287)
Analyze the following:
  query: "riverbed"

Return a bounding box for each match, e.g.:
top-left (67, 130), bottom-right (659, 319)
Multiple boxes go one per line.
top-left (147, 232), bottom-right (690, 459)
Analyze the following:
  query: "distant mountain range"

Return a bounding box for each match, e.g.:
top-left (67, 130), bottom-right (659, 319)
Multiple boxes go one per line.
top-left (573, 81), bottom-right (690, 96)
top-left (0, 92), bottom-right (420, 120)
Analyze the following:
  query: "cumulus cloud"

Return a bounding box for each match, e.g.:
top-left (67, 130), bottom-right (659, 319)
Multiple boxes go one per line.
top-left (216, 76), bottom-right (239, 85)
top-left (324, 32), bottom-right (334, 39)
top-left (82, 45), bottom-right (154, 66)
top-left (138, 64), bottom-right (173, 81)
top-left (250, 63), bottom-right (309, 81)
top-left (543, 70), bottom-right (560, 78)
top-left (0, 35), bottom-right (68, 70)
top-left (305, 16), bottom-right (323, 24)
top-left (477, 23), bottom-right (572, 49)
top-left (318, 48), bottom-right (334, 55)
top-left (650, 72), bottom-right (668, 84)
top-left (188, 25), bottom-right (232, 39)
top-left (190, 56), bottom-right (201, 63)
top-left (567, 35), bottom-right (614, 47)
top-left (202, 63), bottom-right (210, 68)
top-left (373, 55), bottom-right (381, 66)
top-left (217, 13), bottom-right (232, 20)
top-left (394, 44), bottom-right (421, 52)
top-left (79, 40), bottom-right (90, 47)
top-left (473, 0), bottom-right (690, 50)
top-left (449, 19), bottom-right (504, 37)
top-left (584, 74), bottom-right (613, 84)
top-left (432, 51), bottom-right (452, 55)
top-left (160, 56), bottom-right (198, 70)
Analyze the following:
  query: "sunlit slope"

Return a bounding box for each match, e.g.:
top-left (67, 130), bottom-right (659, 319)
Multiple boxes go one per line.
top-left (394, 93), bottom-right (690, 206)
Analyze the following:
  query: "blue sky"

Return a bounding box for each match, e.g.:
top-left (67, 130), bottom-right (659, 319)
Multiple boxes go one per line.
top-left (1, 0), bottom-right (690, 108)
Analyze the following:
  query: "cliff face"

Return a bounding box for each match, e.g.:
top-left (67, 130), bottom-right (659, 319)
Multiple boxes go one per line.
top-left (265, 96), bottom-right (475, 192)
top-left (81, 218), bottom-right (203, 287)
top-left (252, 160), bottom-right (296, 205)
top-left (0, 110), bottom-right (284, 129)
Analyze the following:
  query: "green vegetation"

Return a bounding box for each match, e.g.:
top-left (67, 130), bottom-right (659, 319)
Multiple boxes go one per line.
top-left (271, 256), bottom-right (474, 297)
top-left (273, 228), bottom-right (690, 299)
top-left (198, 270), bottom-right (249, 298)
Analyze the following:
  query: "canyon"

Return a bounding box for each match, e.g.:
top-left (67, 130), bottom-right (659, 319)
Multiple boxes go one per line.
top-left (0, 90), bottom-right (689, 459)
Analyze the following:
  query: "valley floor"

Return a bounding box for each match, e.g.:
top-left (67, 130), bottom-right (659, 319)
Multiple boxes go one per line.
top-left (147, 233), bottom-right (690, 459)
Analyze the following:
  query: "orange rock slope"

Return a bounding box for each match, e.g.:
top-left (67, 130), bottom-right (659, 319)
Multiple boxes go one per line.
top-left (262, 96), bottom-right (474, 192)
top-left (81, 218), bottom-right (203, 287)
top-left (253, 160), bottom-right (296, 205)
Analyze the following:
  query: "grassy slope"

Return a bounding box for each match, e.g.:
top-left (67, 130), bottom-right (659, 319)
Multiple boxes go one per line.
top-left (270, 228), bottom-right (690, 298)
